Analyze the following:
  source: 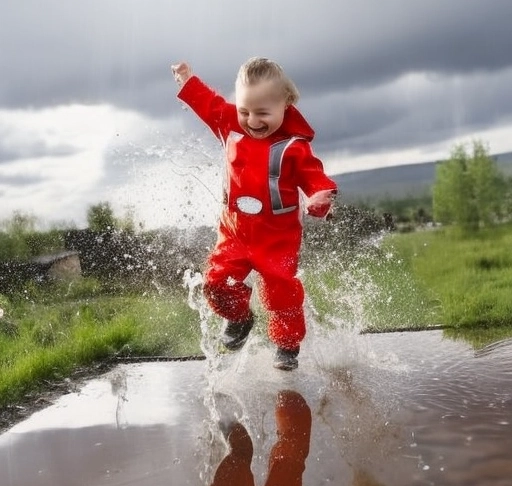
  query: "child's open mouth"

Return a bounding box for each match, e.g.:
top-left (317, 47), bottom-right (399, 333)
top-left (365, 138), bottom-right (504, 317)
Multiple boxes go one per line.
top-left (248, 126), bottom-right (267, 136)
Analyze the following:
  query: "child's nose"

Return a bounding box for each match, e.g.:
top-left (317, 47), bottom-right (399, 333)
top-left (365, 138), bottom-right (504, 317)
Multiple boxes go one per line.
top-left (248, 113), bottom-right (259, 126)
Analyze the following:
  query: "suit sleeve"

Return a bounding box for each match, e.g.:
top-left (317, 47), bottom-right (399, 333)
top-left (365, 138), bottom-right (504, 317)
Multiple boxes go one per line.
top-left (177, 76), bottom-right (236, 141)
top-left (293, 140), bottom-right (337, 186)
top-left (288, 140), bottom-right (337, 218)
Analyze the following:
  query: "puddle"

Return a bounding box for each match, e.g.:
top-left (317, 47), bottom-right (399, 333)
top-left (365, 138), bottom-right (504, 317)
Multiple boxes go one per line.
top-left (0, 330), bottom-right (511, 486)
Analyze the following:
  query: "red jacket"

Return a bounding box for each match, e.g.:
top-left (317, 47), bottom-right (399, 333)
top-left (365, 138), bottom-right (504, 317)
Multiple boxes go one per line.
top-left (178, 76), bottom-right (337, 219)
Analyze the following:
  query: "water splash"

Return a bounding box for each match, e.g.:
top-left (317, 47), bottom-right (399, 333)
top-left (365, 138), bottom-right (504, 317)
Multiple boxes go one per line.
top-left (108, 131), bottom-right (223, 230)
top-left (182, 269), bottom-right (204, 311)
top-left (182, 267), bottom-right (230, 483)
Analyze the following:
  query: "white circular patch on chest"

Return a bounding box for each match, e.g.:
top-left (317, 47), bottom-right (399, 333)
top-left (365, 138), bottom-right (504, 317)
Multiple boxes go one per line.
top-left (236, 196), bottom-right (263, 214)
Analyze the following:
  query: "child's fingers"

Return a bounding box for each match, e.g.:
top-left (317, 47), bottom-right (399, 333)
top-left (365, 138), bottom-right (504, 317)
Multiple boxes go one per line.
top-left (171, 62), bottom-right (188, 73)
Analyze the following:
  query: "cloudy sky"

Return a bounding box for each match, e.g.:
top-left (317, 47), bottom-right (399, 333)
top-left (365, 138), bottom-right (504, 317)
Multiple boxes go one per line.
top-left (2, 0), bottom-right (512, 228)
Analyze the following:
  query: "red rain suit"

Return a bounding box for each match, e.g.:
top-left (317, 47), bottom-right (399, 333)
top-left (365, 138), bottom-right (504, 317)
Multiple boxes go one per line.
top-left (178, 76), bottom-right (337, 350)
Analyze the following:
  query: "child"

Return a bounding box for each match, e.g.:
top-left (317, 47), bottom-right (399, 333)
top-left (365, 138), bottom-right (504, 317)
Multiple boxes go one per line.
top-left (171, 57), bottom-right (337, 371)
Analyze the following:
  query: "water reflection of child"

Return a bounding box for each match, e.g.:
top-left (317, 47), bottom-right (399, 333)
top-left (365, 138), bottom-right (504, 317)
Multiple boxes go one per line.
top-left (171, 58), bottom-right (337, 371)
top-left (210, 390), bottom-right (312, 486)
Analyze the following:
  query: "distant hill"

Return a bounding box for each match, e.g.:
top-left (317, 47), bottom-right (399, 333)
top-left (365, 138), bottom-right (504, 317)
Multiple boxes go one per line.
top-left (333, 151), bottom-right (512, 203)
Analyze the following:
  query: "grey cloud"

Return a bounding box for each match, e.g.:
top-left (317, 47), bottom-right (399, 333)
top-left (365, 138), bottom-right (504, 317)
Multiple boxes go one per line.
top-left (296, 34), bottom-right (512, 101)
top-left (1, 0), bottom-right (512, 169)
top-left (304, 67), bottom-right (512, 157)
top-left (0, 141), bottom-right (80, 164)
top-left (3, 0), bottom-right (512, 113)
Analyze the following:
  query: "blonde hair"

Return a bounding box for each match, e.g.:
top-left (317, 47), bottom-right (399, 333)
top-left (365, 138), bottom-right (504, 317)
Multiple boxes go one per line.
top-left (236, 57), bottom-right (300, 105)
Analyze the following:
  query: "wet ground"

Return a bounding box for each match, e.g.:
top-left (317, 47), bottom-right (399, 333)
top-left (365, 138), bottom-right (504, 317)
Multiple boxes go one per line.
top-left (1, 330), bottom-right (511, 486)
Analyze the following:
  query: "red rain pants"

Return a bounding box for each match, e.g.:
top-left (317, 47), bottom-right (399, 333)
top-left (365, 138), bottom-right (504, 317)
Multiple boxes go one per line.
top-left (203, 208), bottom-right (305, 350)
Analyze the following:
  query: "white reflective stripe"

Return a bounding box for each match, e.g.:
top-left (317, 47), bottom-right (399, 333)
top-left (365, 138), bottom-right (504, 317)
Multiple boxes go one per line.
top-left (236, 196), bottom-right (263, 214)
top-left (268, 137), bottom-right (303, 214)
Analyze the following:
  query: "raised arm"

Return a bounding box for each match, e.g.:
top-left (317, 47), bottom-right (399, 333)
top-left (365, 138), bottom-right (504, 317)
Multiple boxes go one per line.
top-left (171, 62), bottom-right (237, 140)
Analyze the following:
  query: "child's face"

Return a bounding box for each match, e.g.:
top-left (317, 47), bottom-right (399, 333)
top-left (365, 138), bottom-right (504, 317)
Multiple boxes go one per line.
top-left (235, 80), bottom-right (288, 139)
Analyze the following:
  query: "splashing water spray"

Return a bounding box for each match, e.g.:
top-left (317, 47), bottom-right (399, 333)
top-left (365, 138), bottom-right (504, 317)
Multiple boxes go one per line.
top-left (312, 242), bottom-right (404, 366)
top-left (182, 268), bottom-right (246, 484)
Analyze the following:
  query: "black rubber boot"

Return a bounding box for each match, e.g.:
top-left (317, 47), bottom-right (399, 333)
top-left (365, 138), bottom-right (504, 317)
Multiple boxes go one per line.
top-left (273, 347), bottom-right (299, 371)
top-left (220, 315), bottom-right (254, 351)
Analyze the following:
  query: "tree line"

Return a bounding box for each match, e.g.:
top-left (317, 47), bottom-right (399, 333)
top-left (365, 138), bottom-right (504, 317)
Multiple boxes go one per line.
top-left (358, 140), bottom-right (512, 231)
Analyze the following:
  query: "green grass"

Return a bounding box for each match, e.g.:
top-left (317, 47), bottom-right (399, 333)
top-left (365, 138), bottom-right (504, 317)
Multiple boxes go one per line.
top-left (303, 222), bottom-right (512, 345)
top-left (0, 278), bottom-right (201, 408)
top-left (382, 223), bottom-right (512, 329)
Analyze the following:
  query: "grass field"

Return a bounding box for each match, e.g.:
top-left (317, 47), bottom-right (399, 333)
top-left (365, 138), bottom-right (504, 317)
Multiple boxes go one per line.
top-left (0, 280), bottom-right (201, 409)
top-left (382, 224), bottom-right (512, 328)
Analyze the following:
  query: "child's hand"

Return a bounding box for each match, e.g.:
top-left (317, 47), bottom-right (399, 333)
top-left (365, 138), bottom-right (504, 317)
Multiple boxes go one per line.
top-left (171, 62), bottom-right (192, 87)
top-left (306, 189), bottom-right (336, 218)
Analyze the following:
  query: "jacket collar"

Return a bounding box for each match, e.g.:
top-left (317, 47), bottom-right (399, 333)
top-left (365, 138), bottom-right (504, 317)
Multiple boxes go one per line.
top-left (277, 105), bottom-right (315, 141)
